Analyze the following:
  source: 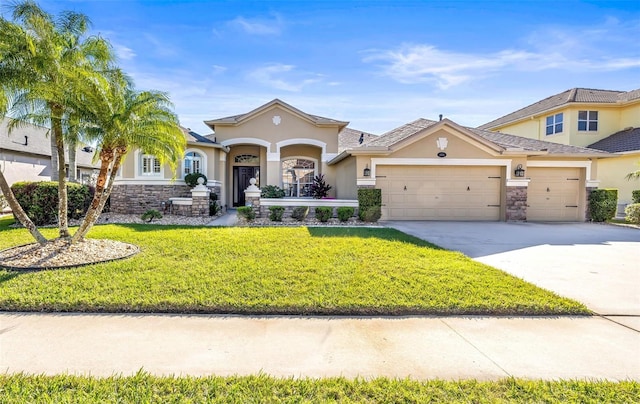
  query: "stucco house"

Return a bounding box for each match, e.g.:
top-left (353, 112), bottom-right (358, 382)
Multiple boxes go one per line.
top-left (0, 118), bottom-right (99, 187)
top-left (479, 88), bottom-right (640, 210)
top-left (112, 99), bottom-right (612, 222)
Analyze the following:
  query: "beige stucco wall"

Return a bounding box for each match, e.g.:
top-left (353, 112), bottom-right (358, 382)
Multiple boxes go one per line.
top-left (333, 157), bottom-right (357, 199)
top-left (597, 153), bottom-right (640, 204)
top-left (388, 128), bottom-right (497, 159)
top-left (214, 105), bottom-right (340, 154)
top-left (620, 103), bottom-right (640, 129)
top-left (0, 151), bottom-right (52, 185)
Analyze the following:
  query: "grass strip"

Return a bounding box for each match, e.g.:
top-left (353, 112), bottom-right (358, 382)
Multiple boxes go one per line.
top-left (0, 373), bottom-right (637, 403)
top-left (0, 216), bottom-right (588, 315)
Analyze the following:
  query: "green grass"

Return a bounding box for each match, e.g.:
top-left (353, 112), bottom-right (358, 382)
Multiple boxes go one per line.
top-left (0, 373), bottom-right (637, 403)
top-left (0, 216), bottom-right (588, 315)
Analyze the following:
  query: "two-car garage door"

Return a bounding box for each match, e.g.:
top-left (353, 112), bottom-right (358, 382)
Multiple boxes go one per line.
top-left (376, 166), bottom-right (502, 220)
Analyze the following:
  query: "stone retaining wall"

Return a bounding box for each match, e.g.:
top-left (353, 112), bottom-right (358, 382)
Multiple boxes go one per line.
top-left (111, 184), bottom-right (220, 215)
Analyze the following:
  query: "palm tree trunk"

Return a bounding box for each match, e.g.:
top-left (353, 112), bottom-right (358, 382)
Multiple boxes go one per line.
top-left (0, 170), bottom-right (47, 245)
top-left (71, 147), bottom-right (114, 243)
top-left (52, 114), bottom-right (70, 238)
top-left (49, 130), bottom-right (59, 181)
top-left (68, 138), bottom-right (77, 182)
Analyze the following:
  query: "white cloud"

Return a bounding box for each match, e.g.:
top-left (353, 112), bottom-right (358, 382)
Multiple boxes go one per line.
top-left (229, 13), bottom-right (284, 35)
top-left (364, 19), bottom-right (640, 89)
top-left (247, 64), bottom-right (322, 92)
top-left (211, 65), bottom-right (227, 75)
top-left (113, 43), bottom-right (136, 61)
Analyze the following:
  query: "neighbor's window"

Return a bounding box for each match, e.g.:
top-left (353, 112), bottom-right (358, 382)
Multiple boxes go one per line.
top-left (141, 154), bottom-right (161, 176)
top-left (545, 113), bottom-right (563, 135)
top-left (281, 158), bottom-right (315, 197)
top-left (578, 111), bottom-right (598, 131)
top-left (183, 151), bottom-right (203, 177)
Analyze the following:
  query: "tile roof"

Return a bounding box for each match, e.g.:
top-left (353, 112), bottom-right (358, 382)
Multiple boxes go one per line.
top-left (587, 127), bottom-right (640, 153)
top-left (478, 88), bottom-right (640, 130)
top-left (355, 117), bottom-right (610, 156)
top-left (338, 127), bottom-right (377, 152)
top-left (180, 126), bottom-right (216, 144)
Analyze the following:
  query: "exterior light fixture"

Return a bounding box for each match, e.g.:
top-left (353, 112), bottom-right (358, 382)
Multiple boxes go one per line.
top-left (363, 164), bottom-right (371, 177)
top-left (514, 164), bottom-right (525, 178)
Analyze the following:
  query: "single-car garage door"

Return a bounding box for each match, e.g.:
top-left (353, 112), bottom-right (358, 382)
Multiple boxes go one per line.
top-left (376, 165), bottom-right (502, 220)
top-left (527, 167), bottom-right (582, 221)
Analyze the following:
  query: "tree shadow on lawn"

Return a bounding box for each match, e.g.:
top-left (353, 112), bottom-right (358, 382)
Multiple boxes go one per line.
top-left (306, 227), bottom-right (443, 249)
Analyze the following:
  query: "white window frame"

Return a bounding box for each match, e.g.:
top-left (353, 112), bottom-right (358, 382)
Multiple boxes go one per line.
top-left (578, 110), bottom-right (598, 132)
top-left (140, 154), bottom-right (161, 176)
top-left (281, 157), bottom-right (317, 198)
top-left (545, 113), bottom-right (563, 135)
top-left (183, 150), bottom-right (205, 178)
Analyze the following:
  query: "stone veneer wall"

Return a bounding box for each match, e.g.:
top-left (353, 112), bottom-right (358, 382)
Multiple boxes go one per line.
top-left (505, 186), bottom-right (527, 221)
top-left (110, 184), bottom-right (221, 215)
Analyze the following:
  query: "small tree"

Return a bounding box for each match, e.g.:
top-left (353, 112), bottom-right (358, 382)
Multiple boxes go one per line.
top-left (310, 174), bottom-right (332, 199)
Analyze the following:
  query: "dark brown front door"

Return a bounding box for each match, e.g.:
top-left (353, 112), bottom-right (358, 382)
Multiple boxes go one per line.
top-left (233, 166), bottom-right (259, 207)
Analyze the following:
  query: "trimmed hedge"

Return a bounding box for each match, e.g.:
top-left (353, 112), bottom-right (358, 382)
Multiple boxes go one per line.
top-left (10, 181), bottom-right (93, 225)
top-left (236, 206), bottom-right (255, 221)
top-left (184, 173), bottom-right (207, 187)
top-left (268, 206), bottom-right (285, 221)
top-left (337, 206), bottom-right (354, 222)
top-left (589, 189), bottom-right (618, 222)
top-left (315, 207), bottom-right (333, 222)
top-left (625, 203), bottom-right (640, 224)
top-left (632, 190), bottom-right (640, 204)
top-left (358, 188), bottom-right (382, 222)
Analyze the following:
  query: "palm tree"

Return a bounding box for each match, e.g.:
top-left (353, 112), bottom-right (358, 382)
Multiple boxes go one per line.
top-left (626, 165), bottom-right (640, 181)
top-left (71, 72), bottom-right (186, 242)
top-left (0, 1), bottom-right (115, 238)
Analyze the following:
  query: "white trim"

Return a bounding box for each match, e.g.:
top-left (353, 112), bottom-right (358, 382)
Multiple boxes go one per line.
top-left (261, 198), bottom-right (358, 208)
top-left (370, 158), bottom-right (514, 179)
top-left (322, 152), bottom-right (338, 162)
top-left (169, 197), bottom-right (192, 206)
top-left (267, 152), bottom-right (280, 162)
top-left (134, 150), bottom-right (164, 179)
top-left (357, 179), bottom-right (377, 187)
top-left (586, 180), bottom-right (601, 187)
top-left (276, 138), bottom-right (334, 161)
top-left (526, 160), bottom-right (593, 183)
top-left (506, 179), bottom-right (531, 187)
top-left (114, 178), bottom-right (223, 187)
top-left (221, 137), bottom-right (272, 149)
top-left (182, 148), bottom-right (207, 179)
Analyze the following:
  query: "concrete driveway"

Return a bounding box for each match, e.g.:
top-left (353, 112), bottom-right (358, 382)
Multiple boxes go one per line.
top-left (384, 221), bottom-right (640, 316)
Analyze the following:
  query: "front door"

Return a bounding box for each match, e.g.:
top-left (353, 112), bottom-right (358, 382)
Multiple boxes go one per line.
top-left (233, 166), bottom-right (259, 207)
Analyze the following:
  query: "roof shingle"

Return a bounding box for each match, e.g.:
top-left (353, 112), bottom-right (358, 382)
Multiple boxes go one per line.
top-left (587, 127), bottom-right (640, 153)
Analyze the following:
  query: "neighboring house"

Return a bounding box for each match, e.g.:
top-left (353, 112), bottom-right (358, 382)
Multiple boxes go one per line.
top-left (114, 99), bottom-right (611, 222)
top-left (479, 88), bottom-right (640, 205)
top-left (0, 118), bottom-right (99, 187)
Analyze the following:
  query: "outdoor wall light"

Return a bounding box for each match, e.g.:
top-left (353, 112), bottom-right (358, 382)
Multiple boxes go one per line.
top-left (514, 164), bottom-right (525, 178)
top-left (363, 164), bottom-right (371, 177)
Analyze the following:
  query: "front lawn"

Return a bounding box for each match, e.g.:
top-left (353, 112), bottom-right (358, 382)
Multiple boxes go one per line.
top-left (0, 373), bottom-right (637, 403)
top-left (0, 216), bottom-right (588, 315)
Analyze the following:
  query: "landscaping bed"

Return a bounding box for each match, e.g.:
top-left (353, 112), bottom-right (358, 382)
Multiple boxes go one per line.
top-left (0, 216), bottom-right (588, 315)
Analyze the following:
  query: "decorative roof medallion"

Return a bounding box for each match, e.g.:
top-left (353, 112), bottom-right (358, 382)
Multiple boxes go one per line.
top-left (436, 137), bottom-right (448, 150)
top-left (272, 115), bottom-right (281, 126)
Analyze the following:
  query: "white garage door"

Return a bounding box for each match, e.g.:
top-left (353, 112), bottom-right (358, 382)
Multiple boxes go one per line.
top-left (527, 167), bottom-right (581, 221)
top-left (376, 166), bottom-right (502, 220)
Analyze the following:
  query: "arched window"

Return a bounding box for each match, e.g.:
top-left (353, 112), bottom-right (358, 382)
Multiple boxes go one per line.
top-left (183, 152), bottom-right (203, 177)
top-left (281, 158), bottom-right (315, 197)
top-left (234, 154), bottom-right (259, 164)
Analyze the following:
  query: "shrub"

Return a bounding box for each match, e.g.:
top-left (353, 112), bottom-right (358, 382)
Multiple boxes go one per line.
top-left (268, 206), bottom-right (285, 221)
top-left (184, 173), bottom-right (207, 188)
top-left (361, 206), bottom-right (382, 222)
top-left (337, 206), bottom-right (354, 222)
top-left (291, 206), bottom-right (309, 221)
top-left (209, 193), bottom-right (220, 216)
top-left (141, 209), bottom-right (162, 223)
top-left (589, 189), bottom-right (618, 222)
top-left (10, 181), bottom-right (93, 225)
top-left (358, 188), bottom-right (382, 221)
top-left (632, 190), bottom-right (640, 204)
top-left (261, 185), bottom-right (285, 198)
top-left (315, 206), bottom-right (333, 222)
top-left (310, 174), bottom-right (332, 199)
top-left (625, 203), bottom-right (640, 224)
top-left (237, 206), bottom-right (255, 221)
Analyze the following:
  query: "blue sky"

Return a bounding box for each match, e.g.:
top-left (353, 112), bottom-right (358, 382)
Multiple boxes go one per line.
top-left (15, 0), bottom-right (640, 135)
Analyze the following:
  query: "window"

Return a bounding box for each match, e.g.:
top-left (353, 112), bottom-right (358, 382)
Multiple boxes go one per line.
top-left (578, 111), bottom-right (598, 131)
top-left (281, 158), bottom-right (315, 197)
top-left (234, 154), bottom-right (259, 164)
top-left (545, 113), bottom-right (563, 135)
top-left (183, 152), bottom-right (203, 177)
top-left (141, 154), bottom-right (161, 176)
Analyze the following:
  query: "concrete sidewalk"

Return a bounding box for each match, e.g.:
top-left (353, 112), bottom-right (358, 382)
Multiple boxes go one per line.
top-left (1, 313), bottom-right (638, 380)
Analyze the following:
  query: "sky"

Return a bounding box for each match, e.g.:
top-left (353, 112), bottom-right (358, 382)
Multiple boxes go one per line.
top-left (5, 0), bottom-right (640, 135)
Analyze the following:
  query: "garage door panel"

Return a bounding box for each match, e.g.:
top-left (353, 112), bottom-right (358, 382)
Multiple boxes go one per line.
top-left (527, 167), bottom-right (581, 221)
top-left (377, 165), bottom-right (502, 221)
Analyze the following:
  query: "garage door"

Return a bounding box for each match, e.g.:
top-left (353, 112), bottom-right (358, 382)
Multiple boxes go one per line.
top-left (376, 166), bottom-right (502, 220)
top-left (527, 167), bottom-right (581, 221)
